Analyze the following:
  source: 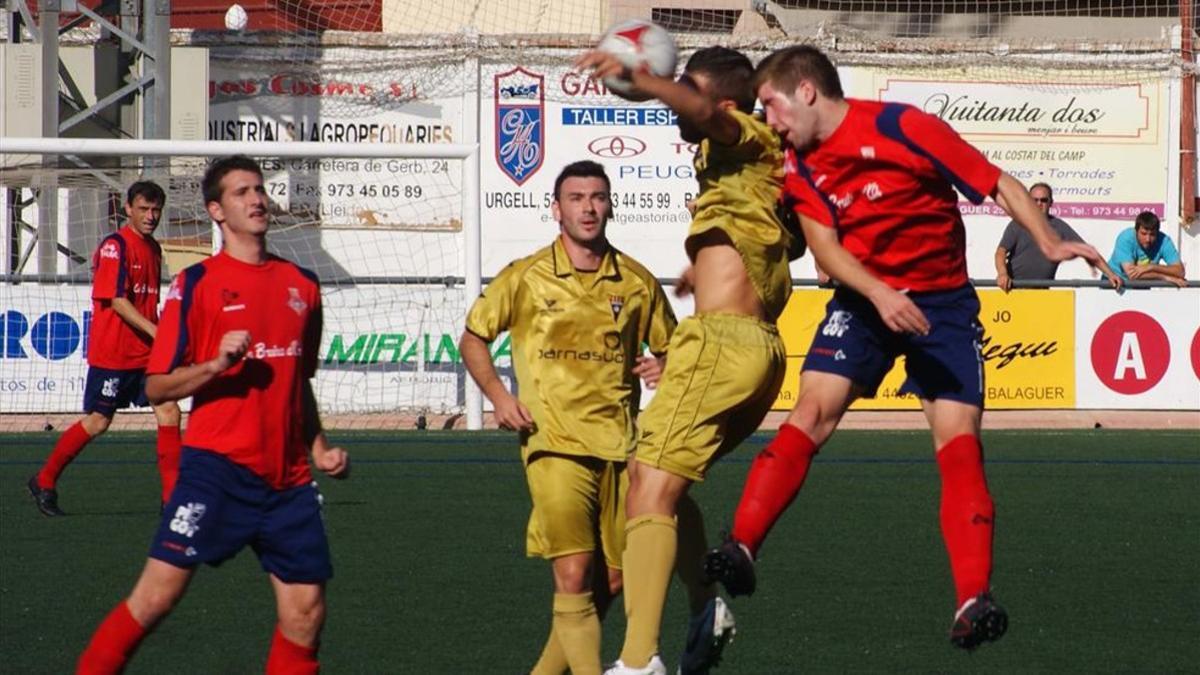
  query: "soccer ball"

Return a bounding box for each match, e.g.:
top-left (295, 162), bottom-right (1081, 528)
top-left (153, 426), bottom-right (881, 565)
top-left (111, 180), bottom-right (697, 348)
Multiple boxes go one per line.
top-left (224, 4), bottom-right (248, 31)
top-left (596, 19), bottom-right (677, 102)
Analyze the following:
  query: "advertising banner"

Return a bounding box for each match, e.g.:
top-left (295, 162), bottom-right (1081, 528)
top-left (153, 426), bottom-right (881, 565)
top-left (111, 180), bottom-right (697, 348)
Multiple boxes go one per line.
top-left (1, 286), bottom-right (93, 413)
top-left (848, 69), bottom-right (1170, 222)
top-left (1075, 289), bottom-right (1200, 409)
top-left (772, 288), bottom-right (1076, 411)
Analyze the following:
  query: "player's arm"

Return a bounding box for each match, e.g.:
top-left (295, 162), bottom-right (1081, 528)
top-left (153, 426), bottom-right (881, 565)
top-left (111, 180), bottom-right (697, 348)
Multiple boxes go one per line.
top-left (800, 215), bottom-right (930, 335)
top-left (459, 330), bottom-right (534, 431)
top-left (574, 51), bottom-right (740, 145)
top-left (109, 297), bottom-right (157, 338)
top-left (303, 379), bottom-right (349, 478)
top-left (992, 172), bottom-right (1121, 289)
top-left (994, 246), bottom-right (1012, 292)
top-left (145, 330), bottom-right (250, 404)
top-left (1129, 265), bottom-right (1187, 287)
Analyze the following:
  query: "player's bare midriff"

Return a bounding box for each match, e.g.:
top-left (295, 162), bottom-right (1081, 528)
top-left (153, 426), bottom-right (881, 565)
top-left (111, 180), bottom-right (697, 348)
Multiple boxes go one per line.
top-left (690, 241), bottom-right (767, 320)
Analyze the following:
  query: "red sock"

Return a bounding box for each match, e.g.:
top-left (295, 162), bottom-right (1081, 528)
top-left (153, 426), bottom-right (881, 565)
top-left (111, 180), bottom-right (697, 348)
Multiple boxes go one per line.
top-left (731, 424), bottom-right (819, 557)
top-left (936, 434), bottom-right (995, 606)
top-left (38, 421), bottom-right (94, 489)
top-left (156, 426), bottom-right (182, 503)
top-left (266, 626), bottom-right (319, 675)
top-left (77, 601), bottom-right (147, 675)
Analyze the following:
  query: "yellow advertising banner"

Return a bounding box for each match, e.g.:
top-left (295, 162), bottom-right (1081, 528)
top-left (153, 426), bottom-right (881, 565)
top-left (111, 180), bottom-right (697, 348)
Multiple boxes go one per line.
top-left (772, 289), bottom-right (1075, 411)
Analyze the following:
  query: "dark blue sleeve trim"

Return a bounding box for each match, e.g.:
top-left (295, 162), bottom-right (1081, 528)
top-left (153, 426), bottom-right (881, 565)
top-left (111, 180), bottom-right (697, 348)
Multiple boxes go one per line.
top-left (169, 265), bottom-right (207, 371)
top-left (793, 162), bottom-right (839, 228)
top-left (104, 235), bottom-right (129, 296)
top-left (296, 264), bottom-right (320, 287)
top-left (876, 103), bottom-right (987, 204)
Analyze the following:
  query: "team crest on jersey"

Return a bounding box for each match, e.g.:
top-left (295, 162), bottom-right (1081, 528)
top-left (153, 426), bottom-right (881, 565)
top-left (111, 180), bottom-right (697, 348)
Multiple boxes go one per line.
top-left (287, 287), bottom-right (307, 315)
top-left (495, 67), bottom-right (545, 185)
top-left (99, 240), bottom-right (120, 259)
top-left (609, 295), bottom-right (625, 322)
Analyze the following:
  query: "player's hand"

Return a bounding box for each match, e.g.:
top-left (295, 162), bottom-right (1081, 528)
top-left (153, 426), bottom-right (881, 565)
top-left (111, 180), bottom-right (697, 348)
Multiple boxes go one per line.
top-left (1128, 264), bottom-right (1149, 280)
top-left (1166, 275), bottom-right (1188, 288)
top-left (211, 330), bottom-right (251, 372)
top-left (675, 266), bottom-right (696, 298)
top-left (1102, 269), bottom-right (1124, 290)
top-left (871, 288), bottom-right (930, 336)
top-left (493, 392), bottom-right (535, 432)
top-left (574, 50), bottom-right (652, 97)
top-left (997, 271), bottom-right (1013, 293)
top-left (313, 445), bottom-right (350, 479)
top-left (633, 355), bottom-right (666, 389)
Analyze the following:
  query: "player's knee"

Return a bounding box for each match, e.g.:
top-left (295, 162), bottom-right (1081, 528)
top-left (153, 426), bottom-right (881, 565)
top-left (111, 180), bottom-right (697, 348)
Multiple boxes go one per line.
top-left (551, 554), bottom-right (592, 594)
top-left (607, 569), bottom-right (623, 597)
top-left (278, 599), bottom-right (325, 639)
top-left (128, 585), bottom-right (183, 627)
top-left (153, 402), bottom-right (181, 427)
top-left (82, 413), bottom-right (113, 436)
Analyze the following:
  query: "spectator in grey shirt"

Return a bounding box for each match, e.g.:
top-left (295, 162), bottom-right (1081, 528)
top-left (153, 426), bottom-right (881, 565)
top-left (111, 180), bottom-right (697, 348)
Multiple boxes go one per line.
top-left (995, 182), bottom-right (1083, 291)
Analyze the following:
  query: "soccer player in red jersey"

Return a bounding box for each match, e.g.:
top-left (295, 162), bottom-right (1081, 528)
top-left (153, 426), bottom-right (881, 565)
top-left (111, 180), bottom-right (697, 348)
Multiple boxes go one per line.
top-left (76, 156), bottom-right (349, 674)
top-left (28, 181), bottom-right (182, 516)
top-left (704, 46), bottom-right (1117, 650)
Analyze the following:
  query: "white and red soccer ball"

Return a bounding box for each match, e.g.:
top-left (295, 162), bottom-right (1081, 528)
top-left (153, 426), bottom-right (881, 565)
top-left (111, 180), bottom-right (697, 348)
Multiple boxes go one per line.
top-left (596, 19), bottom-right (678, 101)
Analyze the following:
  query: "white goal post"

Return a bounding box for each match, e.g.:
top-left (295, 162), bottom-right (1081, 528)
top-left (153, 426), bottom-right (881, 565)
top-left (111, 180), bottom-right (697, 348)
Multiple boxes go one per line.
top-left (1, 137), bottom-right (487, 430)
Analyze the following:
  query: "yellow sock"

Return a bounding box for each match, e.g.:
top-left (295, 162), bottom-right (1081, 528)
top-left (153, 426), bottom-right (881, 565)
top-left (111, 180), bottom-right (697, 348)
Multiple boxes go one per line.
top-left (530, 628), bottom-right (568, 675)
top-left (548, 592), bottom-right (601, 675)
top-left (619, 514), bottom-right (677, 668)
top-left (676, 494), bottom-right (717, 616)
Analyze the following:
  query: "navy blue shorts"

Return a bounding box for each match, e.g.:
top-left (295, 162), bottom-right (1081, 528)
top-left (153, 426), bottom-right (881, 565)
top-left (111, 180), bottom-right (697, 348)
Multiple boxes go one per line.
top-left (150, 448), bottom-right (333, 583)
top-left (83, 366), bottom-right (150, 415)
top-left (803, 285), bottom-right (985, 407)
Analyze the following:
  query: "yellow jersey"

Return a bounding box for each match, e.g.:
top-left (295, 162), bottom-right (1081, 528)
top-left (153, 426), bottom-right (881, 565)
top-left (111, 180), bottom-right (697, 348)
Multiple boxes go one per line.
top-left (688, 109), bottom-right (792, 321)
top-left (466, 237), bottom-right (677, 463)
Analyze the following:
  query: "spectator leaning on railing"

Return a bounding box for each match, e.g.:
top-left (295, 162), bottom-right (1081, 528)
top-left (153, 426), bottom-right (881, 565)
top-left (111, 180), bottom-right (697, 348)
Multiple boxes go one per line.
top-left (1108, 211), bottom-right (1187, 288)
top-left (994, 182), bottom-right (1121, 291)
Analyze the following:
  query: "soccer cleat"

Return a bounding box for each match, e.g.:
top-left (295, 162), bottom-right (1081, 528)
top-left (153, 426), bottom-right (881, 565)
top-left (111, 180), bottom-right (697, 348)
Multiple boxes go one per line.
top-left (604, 655), bottom-right (667, 675)
top-left (703, 537), bottom-right (756, 597)
top-left (678, 597), bottom-right (736, 674)
top-left (27, 476), bottom-right (65, 516)
top-left (950, 593), bottom-right (1008, 650)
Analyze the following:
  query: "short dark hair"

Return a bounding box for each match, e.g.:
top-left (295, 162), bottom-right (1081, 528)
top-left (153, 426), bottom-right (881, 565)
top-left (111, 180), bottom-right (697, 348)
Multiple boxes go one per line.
top-left (685, 47), bottom-right (756, 113)
top-left (753, 45), bottom-right (844, 100)
top-left (1134, 211), bottom-right (1160, 232)
top-left (1029, 182), bottom-right (1053, 200)
top-left (202, 155), bottom-right (263, 205)
top-left (126, 180), bottom-right (165, 207)
top-left (553, 160), bottom-right (610, 201)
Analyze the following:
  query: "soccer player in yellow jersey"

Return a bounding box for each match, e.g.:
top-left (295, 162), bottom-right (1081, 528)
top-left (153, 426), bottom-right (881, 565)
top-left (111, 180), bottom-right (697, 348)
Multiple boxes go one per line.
top-left (576, 47), bottom-right (797, 674)
top-left (460, 160), bottom-right (677, 675)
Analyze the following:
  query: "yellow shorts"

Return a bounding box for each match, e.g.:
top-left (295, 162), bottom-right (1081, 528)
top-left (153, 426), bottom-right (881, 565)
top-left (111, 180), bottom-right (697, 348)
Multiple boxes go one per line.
top-left (635, 312), bottom-right (786, 481)
top-left (525, 452), bottom-right (628, 568)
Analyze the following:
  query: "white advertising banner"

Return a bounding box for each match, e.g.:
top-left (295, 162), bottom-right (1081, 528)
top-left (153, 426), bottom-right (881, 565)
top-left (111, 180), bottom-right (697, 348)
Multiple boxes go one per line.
top-left (479, 58), bottom-right (695, 277)
top-left (1, 286), bottom-right (95, 413)
top-left (1075, 288), bottom-right (1200, 410)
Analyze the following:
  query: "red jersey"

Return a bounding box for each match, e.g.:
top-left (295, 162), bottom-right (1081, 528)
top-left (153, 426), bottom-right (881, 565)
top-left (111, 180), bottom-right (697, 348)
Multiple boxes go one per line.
top-left (148, 252), bottom-right (322, 489)
top-left (88, 226), bottom-right (162, 369)
top-left (783, 99), bottom-right (1002, 292)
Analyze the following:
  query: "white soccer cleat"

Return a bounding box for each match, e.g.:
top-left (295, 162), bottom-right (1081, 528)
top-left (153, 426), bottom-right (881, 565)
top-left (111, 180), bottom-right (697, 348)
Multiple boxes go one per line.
top-left (679, 597), bottom-right (736, 674)
top-left (604, 654), bottom-right (667, 675)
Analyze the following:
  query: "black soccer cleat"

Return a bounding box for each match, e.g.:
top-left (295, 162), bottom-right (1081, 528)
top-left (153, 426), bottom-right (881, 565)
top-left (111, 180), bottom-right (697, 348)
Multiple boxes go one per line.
top-left (703, 537), bottom-right (756, 597)
top-left (27, 476), bottom-right (65, 517)
top-left (950, 593), bottom-right (1008, 650)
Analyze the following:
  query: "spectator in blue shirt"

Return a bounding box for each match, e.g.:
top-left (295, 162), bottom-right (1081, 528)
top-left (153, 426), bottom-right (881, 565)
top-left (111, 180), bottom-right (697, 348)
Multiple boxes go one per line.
top-left (1109, 211), bottom-right (1186, 287)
